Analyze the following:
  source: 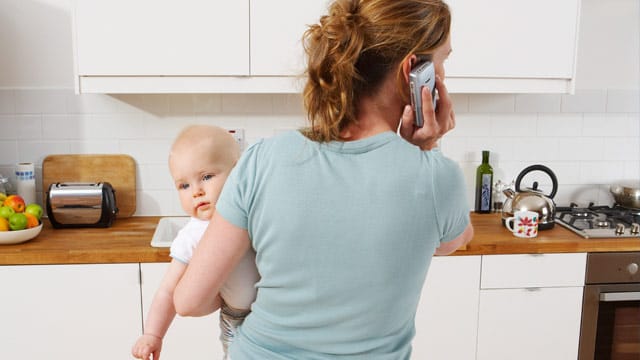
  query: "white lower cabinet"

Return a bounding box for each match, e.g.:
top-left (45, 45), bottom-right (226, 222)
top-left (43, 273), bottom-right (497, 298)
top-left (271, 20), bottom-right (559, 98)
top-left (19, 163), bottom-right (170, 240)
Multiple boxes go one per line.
top-left (0, 253), bottom-right (586, 360)
top-left (0, 264), bottom-right (142, 360)
top-left (476, 287), bottom-right (583, 360)
top-left (476, 254), bottom-right (586, 360)
top-left (413, 255), bottom-right (482, 359)
top-left (140, 263), bottom-right (224, 359)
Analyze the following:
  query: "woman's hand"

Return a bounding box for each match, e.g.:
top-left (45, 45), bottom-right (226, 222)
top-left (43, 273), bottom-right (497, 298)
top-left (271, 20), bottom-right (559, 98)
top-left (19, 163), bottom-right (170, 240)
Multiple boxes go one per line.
top-left (399, 76), bottom-right (455, 150)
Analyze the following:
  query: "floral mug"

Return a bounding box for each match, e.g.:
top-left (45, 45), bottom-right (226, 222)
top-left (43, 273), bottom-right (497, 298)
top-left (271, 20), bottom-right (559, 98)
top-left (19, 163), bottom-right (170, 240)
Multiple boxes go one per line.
top-left (505, 210), bottom-right (539, 238)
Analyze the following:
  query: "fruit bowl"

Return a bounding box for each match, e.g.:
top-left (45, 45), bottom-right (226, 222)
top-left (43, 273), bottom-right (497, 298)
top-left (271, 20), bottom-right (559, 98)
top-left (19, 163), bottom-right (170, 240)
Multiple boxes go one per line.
top-left (0, 224), bottom-right (43, 245)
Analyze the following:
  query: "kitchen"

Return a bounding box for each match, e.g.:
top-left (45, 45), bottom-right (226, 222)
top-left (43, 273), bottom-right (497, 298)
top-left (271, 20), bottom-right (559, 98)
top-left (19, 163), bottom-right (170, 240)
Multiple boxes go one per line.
top-left (0, 0), bottom-right (639, 359)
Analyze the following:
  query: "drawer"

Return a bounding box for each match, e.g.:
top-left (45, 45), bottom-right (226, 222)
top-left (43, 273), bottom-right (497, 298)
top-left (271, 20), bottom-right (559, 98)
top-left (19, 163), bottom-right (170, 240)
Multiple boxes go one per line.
top-left (481, 253), bottom-right (587, 289)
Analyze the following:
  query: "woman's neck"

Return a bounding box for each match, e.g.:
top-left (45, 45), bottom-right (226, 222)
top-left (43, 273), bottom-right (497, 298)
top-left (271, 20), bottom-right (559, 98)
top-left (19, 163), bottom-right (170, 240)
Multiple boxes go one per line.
top-left (340, 79), bottom-right (404, 141)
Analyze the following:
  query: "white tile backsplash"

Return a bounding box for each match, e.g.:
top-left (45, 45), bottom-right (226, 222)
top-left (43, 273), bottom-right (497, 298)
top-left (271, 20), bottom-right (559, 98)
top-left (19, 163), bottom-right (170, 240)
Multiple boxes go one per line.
top-left (606, 89), bottom-right (640, 112)
top-left (17, 115), bottom-right (43, 139)
top-left (515, 94), bottom-right (562, 113)
top-left (490, 113), bottom-right (537, 137)
top-left (0, 141), bottom-right (18, 165)
top-left (0, 88), bottom-right (637, 215)
top-left (0, 91), bottom-right (16, 114)
top-left (561, 89), bottom-right (607, 113)
top-left (469, 94), bottom-right (516, 113)
top-left (14, 89), bottom-right (67, 114)
top-left (583, 113), bottom-right (631, 136)
top-left (537, 113), bottom-right (583, 136)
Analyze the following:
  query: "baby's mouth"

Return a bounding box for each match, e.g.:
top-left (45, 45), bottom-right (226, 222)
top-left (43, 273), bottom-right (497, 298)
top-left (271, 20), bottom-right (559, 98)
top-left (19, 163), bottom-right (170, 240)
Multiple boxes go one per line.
top-left (196, 202), bottom-right (210, 211)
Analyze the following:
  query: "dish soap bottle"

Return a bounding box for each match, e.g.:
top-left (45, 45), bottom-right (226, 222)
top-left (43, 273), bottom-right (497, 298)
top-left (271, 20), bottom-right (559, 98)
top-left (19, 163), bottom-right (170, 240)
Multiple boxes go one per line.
top-left (474, 150), bottom-right (493, 213)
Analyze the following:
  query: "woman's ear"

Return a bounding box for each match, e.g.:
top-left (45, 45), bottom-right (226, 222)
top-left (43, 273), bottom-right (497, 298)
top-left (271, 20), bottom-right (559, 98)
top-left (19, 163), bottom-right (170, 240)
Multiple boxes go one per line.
top-left (401, 54), bottom-right (419, 83)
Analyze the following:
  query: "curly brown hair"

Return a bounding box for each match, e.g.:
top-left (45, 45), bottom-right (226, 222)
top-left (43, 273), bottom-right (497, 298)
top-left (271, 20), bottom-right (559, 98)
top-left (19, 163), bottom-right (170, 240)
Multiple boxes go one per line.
top-left (301, 0), bottom-right (451, 142)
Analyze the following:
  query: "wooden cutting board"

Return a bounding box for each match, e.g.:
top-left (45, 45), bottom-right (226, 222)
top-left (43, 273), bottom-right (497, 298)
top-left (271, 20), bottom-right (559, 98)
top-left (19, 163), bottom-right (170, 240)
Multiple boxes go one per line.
top-left (42, 154), bottom-right (137, 217)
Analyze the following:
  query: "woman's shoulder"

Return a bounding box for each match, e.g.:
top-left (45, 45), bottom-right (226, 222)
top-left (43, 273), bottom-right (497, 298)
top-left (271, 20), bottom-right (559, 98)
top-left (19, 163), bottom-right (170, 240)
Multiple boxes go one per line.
top-left (243, 130), bottom-right (308, 159)
top-left (419, 148), bottom-right (464, 177)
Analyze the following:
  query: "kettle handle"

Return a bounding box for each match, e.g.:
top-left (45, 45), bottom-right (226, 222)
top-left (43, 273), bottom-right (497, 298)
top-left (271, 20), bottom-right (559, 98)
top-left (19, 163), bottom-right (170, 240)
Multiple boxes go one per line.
top-left (515, 164), bottom-right (558, 199)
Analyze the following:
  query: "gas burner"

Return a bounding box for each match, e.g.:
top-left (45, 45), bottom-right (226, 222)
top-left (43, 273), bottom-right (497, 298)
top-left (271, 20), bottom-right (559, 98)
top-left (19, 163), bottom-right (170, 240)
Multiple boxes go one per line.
top-left (555, 204), bottom-right (640, 238)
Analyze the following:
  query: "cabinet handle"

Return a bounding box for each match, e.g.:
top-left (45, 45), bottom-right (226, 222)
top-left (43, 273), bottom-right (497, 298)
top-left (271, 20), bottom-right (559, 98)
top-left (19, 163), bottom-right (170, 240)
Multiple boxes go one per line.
top-left (600, 291), bottom-right (640, 302)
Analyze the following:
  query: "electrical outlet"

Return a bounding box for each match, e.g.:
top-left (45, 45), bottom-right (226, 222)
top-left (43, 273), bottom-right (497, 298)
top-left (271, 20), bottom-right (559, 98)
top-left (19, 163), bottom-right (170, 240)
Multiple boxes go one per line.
top-left (228, 129), bottom-right (245, 151)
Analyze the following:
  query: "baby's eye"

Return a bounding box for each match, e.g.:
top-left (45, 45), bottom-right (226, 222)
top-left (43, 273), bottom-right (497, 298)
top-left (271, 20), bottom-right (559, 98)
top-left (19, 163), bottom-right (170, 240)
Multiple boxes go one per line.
top-left (203, 174), bottom-right (214, 181)
top-left (178, 183), bottom-right (190, 190)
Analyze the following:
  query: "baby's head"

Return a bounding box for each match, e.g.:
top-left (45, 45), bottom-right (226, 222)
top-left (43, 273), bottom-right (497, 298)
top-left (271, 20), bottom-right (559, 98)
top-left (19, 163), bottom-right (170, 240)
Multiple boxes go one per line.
top-left (169, 125), bottom-right (240, 220)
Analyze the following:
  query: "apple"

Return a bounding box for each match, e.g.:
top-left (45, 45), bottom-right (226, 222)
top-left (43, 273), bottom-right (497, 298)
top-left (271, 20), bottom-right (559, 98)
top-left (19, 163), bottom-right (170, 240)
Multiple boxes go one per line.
top-left (4, 195), bottom-right (25, 213)
top-left (0, 206), bottom-right (15, 220)
top-left (0, 217), bottom-right (9, 231)
top-left (0, 192), bottom-right (6, 207)
top-left (25, 203), bottom-right (44, 220)
top-left (8, 213), bottom-right (27, 231)
top-left (24, 213), bottom-right (39, 228)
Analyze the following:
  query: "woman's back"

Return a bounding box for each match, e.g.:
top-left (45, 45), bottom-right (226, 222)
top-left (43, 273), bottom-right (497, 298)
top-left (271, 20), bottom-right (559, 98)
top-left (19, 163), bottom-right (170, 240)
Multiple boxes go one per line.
top-left (218, 130), bottom-right (469, 359)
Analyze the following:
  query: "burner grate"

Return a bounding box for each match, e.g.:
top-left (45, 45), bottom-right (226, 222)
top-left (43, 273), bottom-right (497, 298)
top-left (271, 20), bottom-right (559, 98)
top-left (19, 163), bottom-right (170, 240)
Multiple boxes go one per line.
top-left (555, 203), bottom-right (640, 238)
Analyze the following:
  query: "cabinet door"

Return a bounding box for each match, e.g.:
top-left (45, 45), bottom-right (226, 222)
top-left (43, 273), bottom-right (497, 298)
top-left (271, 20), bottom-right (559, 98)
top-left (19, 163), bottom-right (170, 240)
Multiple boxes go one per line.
top-left (0, 264), bottom-right (141, 360)
top-left (250, 0), bottom-right (329, 76)
top-left (140, 263), bottom-right (224, 359)
top-left (75, 0), bottom-right (249, 76)
top-left (446, 0), bottom-right (580, 79)
top-left (412, 256), bottom-right (481, 359)
top-left (476, 287), bottom-right (583, 360)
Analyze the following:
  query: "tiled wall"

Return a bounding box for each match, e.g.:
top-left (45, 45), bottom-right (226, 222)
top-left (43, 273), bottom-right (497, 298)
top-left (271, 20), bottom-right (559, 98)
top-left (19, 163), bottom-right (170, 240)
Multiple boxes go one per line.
top-left (0, 88), bottom-right (638, 215)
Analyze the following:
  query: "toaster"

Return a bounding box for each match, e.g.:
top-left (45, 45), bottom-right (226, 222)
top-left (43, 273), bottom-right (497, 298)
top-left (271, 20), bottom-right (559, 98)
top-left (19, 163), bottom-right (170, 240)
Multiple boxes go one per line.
top-left (46, 182), bottom-right (119, 228)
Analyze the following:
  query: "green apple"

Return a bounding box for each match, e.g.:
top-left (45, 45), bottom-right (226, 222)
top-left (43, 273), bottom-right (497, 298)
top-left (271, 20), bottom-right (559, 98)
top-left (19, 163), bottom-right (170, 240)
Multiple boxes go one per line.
top-left (25, 203), bottom-right (44, 220)
top-left (0, 206), bottom-right (15, 220)
top-left (8, 213), bottom-right (27, 231)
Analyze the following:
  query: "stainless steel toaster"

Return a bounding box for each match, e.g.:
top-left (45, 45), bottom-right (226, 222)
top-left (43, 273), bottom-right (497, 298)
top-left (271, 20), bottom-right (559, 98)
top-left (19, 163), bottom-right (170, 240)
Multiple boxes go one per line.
top-left (46, 182), bottom-right (118, 228)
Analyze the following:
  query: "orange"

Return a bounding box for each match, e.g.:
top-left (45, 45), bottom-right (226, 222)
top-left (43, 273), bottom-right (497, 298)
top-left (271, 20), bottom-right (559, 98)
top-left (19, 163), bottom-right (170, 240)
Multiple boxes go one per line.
top-left (24, 213), bottom-right (39, 229)
top-left (0, 217), bottom-right (9, 231)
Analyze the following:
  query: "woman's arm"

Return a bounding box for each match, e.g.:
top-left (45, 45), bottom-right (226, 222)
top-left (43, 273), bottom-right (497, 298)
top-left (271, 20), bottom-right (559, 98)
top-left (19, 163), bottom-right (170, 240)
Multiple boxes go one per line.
top-left (434, 223), bottom-right (474, 256)
top-left (174, 212), bottom-right (251, 317)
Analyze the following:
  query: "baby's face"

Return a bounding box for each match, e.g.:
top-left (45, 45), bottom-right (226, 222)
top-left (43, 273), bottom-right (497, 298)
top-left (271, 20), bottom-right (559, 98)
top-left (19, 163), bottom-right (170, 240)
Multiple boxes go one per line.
top-left (169, 145), bottom-right (232, 221)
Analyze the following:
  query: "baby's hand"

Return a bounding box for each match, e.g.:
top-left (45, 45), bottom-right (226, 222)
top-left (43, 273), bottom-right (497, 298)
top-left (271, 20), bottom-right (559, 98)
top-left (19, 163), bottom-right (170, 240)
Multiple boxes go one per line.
top-left (132, 334), bottom-right (163, 360)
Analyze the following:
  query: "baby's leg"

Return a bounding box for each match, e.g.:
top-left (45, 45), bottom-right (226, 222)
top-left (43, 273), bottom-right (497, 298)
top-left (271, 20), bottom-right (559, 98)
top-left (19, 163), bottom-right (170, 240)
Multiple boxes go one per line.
top-left (219, 300), bottom-right (251, 359)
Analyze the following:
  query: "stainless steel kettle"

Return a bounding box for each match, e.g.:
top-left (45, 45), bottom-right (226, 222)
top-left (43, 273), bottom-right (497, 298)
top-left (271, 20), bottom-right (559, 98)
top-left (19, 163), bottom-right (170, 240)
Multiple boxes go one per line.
top-left (502, 164), bottom-right (558, 230)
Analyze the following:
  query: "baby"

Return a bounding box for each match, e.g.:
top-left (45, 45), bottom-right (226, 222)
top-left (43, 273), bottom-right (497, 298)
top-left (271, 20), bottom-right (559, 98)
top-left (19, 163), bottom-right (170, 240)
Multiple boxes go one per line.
top-left (132, 125), bottom-right (260, 360)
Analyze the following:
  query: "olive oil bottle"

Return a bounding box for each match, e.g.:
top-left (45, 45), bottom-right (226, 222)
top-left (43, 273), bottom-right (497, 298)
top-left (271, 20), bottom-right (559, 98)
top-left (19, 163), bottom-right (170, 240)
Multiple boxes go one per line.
top-left (474, 150), bottom-right (493, 213)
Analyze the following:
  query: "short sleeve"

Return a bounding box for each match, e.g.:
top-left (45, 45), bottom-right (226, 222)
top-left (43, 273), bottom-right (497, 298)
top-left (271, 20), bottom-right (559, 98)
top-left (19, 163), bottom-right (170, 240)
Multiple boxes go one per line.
top-left (429, 151), bottom-right (471, 243)
top-left (169, 218), bottom-right (208, 264)
top-left (216, 140), bottom-right (263, 230)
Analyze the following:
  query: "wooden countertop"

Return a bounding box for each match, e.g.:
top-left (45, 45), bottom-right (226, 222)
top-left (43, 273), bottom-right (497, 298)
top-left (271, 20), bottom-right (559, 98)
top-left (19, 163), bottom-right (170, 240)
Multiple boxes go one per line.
top-left (0, 214), bottom-right (638, 265)
top-left (0, 217), bottom-right (170, 265)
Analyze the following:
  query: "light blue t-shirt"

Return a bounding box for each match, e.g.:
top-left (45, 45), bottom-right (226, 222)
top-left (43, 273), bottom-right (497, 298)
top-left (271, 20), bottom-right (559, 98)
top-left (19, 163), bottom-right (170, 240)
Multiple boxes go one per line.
top-left (216, 130), bottom-right (470, 359)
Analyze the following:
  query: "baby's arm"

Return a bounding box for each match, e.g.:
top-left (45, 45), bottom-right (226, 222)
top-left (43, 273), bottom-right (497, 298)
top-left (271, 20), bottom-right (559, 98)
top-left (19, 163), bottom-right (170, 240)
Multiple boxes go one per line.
top-left (131, 259), bottom-right (187, 360)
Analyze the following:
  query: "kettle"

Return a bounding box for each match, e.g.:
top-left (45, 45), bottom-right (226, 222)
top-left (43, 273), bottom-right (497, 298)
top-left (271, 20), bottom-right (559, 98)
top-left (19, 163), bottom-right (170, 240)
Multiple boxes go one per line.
top-left (502, 164), bottom-right (558, 230)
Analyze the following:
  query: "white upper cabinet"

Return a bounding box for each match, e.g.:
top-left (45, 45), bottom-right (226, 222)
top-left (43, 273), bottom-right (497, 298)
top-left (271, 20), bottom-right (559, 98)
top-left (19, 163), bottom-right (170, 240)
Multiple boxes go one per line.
top-left (74, 0), bottom-right (249, 76)
top-left (446, 0), bottom-right (581, 93)
top-left (250, 0), bottom-right (328, 77)
top-left (72, 0), bottom-right (580, 94)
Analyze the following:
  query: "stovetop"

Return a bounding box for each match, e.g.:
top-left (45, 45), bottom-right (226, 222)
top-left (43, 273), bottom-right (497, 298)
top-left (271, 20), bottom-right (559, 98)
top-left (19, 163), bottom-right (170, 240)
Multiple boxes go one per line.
top-left (555, 203), bottom-right (640, 239)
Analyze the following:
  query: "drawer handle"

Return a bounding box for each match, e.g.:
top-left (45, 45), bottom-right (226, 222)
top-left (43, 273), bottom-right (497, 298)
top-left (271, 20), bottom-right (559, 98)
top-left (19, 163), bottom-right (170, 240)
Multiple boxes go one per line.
top-left (600, 291), bottom-right (640, 302)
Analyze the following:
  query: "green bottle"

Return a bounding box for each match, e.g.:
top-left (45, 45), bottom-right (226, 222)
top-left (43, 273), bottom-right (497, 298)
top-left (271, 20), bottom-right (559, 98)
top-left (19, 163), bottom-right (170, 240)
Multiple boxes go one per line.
top-left (474, 150), bottom-right (493, 213)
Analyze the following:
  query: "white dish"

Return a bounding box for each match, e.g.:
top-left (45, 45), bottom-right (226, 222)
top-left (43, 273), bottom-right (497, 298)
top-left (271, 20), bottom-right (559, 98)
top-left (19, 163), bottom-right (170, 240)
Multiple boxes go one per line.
top-left (150, 217), bottom-right (189, 248)
top-left (0, 224), bottom-right (43, 245)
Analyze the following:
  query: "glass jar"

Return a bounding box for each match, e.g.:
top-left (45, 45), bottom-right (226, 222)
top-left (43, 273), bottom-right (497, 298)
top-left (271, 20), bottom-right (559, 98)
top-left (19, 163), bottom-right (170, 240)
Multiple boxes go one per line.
top-left (0, 174), bottom-right (12, 195)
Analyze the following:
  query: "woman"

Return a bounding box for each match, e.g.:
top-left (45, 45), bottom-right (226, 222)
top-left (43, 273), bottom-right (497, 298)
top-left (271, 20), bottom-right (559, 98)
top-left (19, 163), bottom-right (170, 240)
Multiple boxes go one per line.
top-left (175, 0), bottom-right (474, 358)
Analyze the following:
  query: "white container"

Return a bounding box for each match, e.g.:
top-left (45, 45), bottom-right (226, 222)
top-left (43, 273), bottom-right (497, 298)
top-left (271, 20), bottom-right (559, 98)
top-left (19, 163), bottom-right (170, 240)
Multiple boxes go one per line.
top-left (15, 162), bottom-right (36, 205)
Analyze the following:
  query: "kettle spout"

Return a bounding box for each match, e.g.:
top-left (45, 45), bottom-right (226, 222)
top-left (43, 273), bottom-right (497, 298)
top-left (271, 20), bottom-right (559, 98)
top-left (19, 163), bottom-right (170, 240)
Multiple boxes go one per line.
top-left (503, 188), bottom-right (516, 199)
